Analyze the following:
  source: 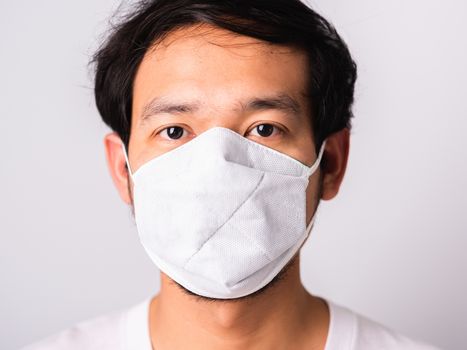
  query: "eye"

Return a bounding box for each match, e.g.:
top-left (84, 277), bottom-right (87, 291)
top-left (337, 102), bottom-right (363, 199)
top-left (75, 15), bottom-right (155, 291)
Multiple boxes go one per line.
top-left (248, 124), bottom-right (281, 138)
top-left (159, 126), bottom-right (186, 140)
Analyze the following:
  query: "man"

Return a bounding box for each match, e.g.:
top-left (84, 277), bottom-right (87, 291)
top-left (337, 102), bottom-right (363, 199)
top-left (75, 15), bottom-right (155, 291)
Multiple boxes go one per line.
top-left (24, 0), bottom-right (441, 349)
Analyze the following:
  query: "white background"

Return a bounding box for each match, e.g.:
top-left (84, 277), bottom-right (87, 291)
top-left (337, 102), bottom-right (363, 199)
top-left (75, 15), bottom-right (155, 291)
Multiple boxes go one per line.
top-left (1, 0), bottom-right (466, 349)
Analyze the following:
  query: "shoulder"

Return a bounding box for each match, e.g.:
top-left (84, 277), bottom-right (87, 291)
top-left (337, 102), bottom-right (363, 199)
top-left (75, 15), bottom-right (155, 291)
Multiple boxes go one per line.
top-left (326, 300), bottom-right (442, 350)
top-left (354, 311), bottom-right (441, 350)
top-left (20, 299), bottom-right (150, 350)
top-left (20, 311), bottom-right (124, 350)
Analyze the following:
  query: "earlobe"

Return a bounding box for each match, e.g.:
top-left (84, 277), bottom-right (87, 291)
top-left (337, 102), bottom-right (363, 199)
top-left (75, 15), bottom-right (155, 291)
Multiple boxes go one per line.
top-left (320, 128), bottom-right (350, 201)
top-left (103, 133), bottom-right (133, 204)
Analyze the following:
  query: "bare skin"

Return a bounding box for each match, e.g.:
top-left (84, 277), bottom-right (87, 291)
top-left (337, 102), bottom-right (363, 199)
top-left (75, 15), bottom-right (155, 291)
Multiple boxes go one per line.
top-left (149, 256), bottom-right (330, 350)
top-left (104, 24), bottom-right (349, 350)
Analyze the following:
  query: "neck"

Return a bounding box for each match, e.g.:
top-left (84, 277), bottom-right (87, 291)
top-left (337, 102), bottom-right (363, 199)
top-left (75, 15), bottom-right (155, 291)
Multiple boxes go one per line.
top-left (149, 255), bottom-right (330, 350)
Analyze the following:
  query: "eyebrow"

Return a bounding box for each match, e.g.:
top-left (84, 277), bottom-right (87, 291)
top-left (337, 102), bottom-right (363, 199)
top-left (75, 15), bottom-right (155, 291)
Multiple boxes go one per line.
top-left (140, 98), bottom-right (200, 121)
top-left (243, 94), bottom-right (301, 116)
top-left (139, 93), bottom-right (302, 122)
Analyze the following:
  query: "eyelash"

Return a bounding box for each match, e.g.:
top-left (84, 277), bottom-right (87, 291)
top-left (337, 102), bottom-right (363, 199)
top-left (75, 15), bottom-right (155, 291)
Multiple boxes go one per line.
top-left (159, 126), bottom-right (187, 139)
top-left (247, 123), bottom-right (283, 138)
top-left (155, 123), bottom-right (284, 141)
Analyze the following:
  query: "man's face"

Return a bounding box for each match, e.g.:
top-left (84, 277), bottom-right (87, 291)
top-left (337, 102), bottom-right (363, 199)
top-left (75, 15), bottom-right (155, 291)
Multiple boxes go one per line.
top-left (127, 25), bottom-right (321, 224)
top-left (104, 24), bottom-right (349, 300)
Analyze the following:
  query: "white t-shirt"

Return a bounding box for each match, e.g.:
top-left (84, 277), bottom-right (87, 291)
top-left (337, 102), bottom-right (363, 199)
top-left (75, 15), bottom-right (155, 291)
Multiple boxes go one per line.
top-left (21, 298), bottom-right (441, 350)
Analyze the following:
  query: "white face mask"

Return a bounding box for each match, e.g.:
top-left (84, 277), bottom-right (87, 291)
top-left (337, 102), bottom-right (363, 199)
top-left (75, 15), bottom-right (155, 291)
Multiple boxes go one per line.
top-left (123, 127), bottom-right (325, 299)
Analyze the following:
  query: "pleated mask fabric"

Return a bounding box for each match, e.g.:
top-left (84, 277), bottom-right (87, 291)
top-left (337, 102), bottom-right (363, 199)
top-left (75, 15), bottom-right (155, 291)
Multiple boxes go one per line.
top-left (123, 127), bottom-right (325, 299)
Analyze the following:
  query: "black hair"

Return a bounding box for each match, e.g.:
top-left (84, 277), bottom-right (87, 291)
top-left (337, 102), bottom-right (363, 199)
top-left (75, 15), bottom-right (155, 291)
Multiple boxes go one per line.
top-left (91, 0), bottom-right (357, 149)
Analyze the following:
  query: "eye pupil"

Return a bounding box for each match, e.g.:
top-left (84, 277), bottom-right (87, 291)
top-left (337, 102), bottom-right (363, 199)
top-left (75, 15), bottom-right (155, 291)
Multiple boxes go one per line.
top-left (256, 124), bottom-right (274, 137)
top-left (167, 127), bottom-right (184, 139)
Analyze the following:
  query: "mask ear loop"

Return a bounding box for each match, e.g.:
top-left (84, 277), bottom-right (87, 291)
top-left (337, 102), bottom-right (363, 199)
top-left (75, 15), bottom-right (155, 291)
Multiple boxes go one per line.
top-left (304, 140), bottom-right (327, 237)
top-left (306, 140), bottom-right (327, 177)
top-left (121, 141), bottom-right (135, 180)
top-left (305, 209), bottom-right (318, 236)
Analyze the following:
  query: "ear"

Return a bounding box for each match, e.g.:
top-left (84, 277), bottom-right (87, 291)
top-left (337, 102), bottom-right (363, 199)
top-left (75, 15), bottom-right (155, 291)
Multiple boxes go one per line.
top-left (104, 133), bottom-right (132, 205)
top-left (320, 128), bottom-right (350, 201)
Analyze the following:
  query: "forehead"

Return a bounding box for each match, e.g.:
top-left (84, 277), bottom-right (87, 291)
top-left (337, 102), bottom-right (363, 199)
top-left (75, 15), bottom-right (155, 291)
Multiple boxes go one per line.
top-left (132, 24), bottom-right (310, 118)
